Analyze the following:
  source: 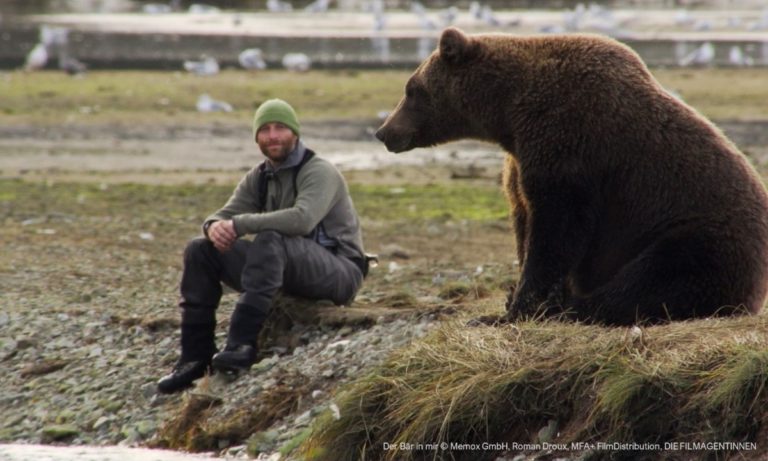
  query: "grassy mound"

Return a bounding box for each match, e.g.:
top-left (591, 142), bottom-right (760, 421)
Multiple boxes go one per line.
top-left (305, 312), bottom-right (768, 460)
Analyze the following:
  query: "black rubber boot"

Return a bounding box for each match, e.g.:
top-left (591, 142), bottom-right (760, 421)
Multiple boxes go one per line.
top-left (178, 307), bottom-right (218, 363)
top-left (211, 302), bottom-right (266, 372)
top-left (212, 344), bottom-right (258, 372)
top-left (157, 359), bottom-right (212, 394)
top-left (158, 307), bottom-right (218, 394)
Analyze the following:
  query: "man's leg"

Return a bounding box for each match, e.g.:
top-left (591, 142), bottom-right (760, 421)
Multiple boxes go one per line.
top-left (158, 237), bottom-right (247, 393)
top-left (213, 231), bottom-right (363, 371)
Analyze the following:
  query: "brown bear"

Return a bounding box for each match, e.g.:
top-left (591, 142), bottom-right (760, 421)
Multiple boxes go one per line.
top-left (375, 27), bottom-right (768, 326)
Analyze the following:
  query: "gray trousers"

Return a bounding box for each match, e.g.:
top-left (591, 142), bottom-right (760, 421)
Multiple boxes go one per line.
top-left (178, 230), bottom-right (363, 360)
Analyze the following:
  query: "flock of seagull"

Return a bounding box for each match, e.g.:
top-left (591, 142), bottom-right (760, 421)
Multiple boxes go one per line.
top-left (22, 2), bottom-right (768, 111)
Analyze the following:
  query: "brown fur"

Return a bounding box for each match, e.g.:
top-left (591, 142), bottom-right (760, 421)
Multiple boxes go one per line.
top-left (376, 27), bottom-right (768, 325)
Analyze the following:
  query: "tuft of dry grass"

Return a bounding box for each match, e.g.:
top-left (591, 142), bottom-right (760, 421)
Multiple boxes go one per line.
top-left (153, 390), bottom-right (222, 451)
top-left (155, 373), bottom-right (313, 452)
top-left (305, 313), bottom-right (768, 460)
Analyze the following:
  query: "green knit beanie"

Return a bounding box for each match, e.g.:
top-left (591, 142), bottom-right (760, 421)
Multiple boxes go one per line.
top-left (253, 99), bottom-right (300, 137)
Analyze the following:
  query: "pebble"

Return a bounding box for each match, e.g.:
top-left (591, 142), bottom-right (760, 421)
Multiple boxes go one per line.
top-left (2, 284), bottom-right (436, 460)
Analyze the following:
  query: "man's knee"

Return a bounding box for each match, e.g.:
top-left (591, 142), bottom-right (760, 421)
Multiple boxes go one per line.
top-left (253, 230), bottom-right (284, 245)
top-left (183, 237), bottom-right (215, 263)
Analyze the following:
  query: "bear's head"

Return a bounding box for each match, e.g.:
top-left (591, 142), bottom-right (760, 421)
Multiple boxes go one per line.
top-left (376, 27), bottom-right (493, 153)
top-left (376, 28), bottom-right (661, 155)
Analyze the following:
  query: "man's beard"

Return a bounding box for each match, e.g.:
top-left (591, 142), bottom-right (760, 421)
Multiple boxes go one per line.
top-left (259, 139), bottom-right (295, 164)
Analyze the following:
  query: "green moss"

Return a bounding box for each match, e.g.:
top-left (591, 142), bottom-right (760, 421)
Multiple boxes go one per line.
top-left (0, 180), bottom-right (507, 225)
top-left (279, 427), bottom-right (314, 456)
top-left (350, 183), bottom-right (507, 223)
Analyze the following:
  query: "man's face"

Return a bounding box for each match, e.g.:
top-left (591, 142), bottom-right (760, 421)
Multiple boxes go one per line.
top-left (256, 122), bottom-right (298, 164)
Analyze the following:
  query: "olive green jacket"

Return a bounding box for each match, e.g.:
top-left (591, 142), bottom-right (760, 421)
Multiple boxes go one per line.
top-left (204, 143), bottom-right (365, 260)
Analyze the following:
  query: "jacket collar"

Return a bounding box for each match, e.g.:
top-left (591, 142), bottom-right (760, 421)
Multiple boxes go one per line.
top-left (265, 140), bottom-right (306, 173)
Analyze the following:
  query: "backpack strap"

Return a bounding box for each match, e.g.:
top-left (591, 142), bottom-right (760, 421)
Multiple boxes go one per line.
top-left (292, 149), bottom-right (315, 200)
top-left (256, 162), bottom-right (270, 213)
top-left (256, 149), bottom-right (316, 212)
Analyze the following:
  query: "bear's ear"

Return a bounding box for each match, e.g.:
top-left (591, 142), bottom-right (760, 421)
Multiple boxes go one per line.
top-left (439, 27), bottom-right (478, 65)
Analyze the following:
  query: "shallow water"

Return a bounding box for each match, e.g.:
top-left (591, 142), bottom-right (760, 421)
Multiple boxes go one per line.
top-left (0, 444), bottom-right (219, 461)
top-left (0, 137), bottom-right (506, 176)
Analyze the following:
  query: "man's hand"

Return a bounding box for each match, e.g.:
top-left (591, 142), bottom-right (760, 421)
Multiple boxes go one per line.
top-left (208, 220), bottom-right (238, 252)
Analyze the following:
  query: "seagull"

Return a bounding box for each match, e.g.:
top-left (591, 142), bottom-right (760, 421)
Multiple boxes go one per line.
top-left (748, 8), bottom-right (768, 30)
top-left (480, 5), bottom-right (501, 27)
top-left (196, 94), bottom-right (233, 112)
top-left (728, 46), bottom-right (754, 67)
top-left (188, 3), bottom-right (220, 14)
top-left (693, 20), bottom-right (712, 31)
top-left (24, 43), bottom-right (48, 71)
top-left (674, 9), bottom-right (694, 27)
top-left (410, 1), bottom-right (426, 16)
top-left (267, 0), bottom-right (293, 12)
top-left (238, 48), bottom-right (266, 70)
top-left (371, 36), bottom-right (390, 62)
top-left (373, 10), bottom-right (387, 31)
top-left (282, 53), bottom-right (311, 72)
top-left (678, 42), bottom-right (715, 66)
top-left (183, 56), bottom-right (219, 76)
top-left (410, 2), bottom-right (436, 30)
top-left (417, 14), bottom-right (437, 30)
top-left (371, 0), bottom-right (386, 31)
top-left (304, 0), bottom-right (330, 13)
top-left (142, 3), bottom-right (172, 14)
top-left (59, 54), bottom-right (87, 76)
top-left (563, 3), bottom-right (585, 31)
top-left (40, 25), bottom-right (68, 48)
top-left (469, 1), bottom-right (482, 20)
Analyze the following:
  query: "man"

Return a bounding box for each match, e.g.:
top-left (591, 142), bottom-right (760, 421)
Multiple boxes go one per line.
top-left (158, 99), bottom-right (367, 394)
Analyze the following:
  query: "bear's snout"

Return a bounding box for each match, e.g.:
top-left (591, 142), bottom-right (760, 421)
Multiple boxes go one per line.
top-left (374, 127), bottom-right (386, 143)
top-left (374, 124), bottom-right (413, 153)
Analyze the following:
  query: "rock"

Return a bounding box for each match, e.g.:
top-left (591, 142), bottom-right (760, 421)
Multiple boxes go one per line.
top-left (135, 420), bottom-right (158, 438)
top-left (294, 410), bottom-right (312, 427)
top-left (41, 424), bottom-right (79, 442)
top-left (0, 337), bottom-right (18, 360)
top-left (93, 416), bottom-right (115, 430)
top-left (89, 345), bottom-right (104, 357)
top-left (247, 429), bottom-right (281, 456)
top-left (325, 340), bottom-right (350, 354)
top-left (140, 382), bottom-right (157, 400)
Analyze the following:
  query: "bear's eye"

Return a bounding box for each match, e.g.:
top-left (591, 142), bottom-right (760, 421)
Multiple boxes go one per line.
top-left (406, 84), bottom-right (425, 101)
top-left (405, 80), bottom-right (422, 99)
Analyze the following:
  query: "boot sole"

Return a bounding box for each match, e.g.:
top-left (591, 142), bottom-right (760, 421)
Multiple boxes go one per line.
top-left (211, 358), bottom-right (252, 374)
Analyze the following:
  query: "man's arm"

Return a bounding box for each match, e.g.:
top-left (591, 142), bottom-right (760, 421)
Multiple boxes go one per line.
top-left (202, 168), bottom-right (261, 235)
top-left (232, 160), bottom-right (342, 236)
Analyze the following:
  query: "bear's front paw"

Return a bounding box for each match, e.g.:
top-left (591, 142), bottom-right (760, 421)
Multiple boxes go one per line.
top-left (505, 289), bottom-right (538, 319)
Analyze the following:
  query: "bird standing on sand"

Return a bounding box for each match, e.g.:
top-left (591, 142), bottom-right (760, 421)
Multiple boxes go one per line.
top-left (239, 48), bottom-right (267, 70)
top-left (24, 43), bottom-right (48, 71)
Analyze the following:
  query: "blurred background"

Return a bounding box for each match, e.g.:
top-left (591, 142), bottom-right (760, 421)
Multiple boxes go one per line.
top-left (2, 0), bottom-right (768, 70)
